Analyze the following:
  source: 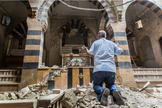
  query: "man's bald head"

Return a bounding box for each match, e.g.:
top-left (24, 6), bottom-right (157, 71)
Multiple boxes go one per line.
top-left (98, 30), bottom-right (107, 38)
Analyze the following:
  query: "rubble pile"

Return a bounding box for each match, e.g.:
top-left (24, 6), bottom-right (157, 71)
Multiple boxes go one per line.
top-left (0, 83), bottom-right (60, 100)
top-left (115, 84), bottom-right (162, 108)
top-left (61, 83), bottom-right (162, 108)
top-left (61, 83), bottom-right (103, 108)
top-left (1, 81), bottom-right (162, 108)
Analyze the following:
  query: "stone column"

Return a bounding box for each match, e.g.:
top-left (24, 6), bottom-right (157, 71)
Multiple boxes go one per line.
top-left (107, 22), bottom-right (136, 87)
top-left (6, 35), bottom-right (13, 55)
top-left (19, 17), bottom-right (44, 90)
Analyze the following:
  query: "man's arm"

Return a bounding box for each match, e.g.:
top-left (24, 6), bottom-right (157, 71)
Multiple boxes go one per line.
top-left (82, 46), bottom-right (93, 57)
top-left (115, 43), bottom-right (124, 55)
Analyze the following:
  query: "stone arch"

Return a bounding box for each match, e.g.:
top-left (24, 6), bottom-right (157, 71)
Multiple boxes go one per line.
top-left (41, 0), bottom-right (114, 28)
top-left (50, 18), bottom-right (97, 47)
top-left (124, 0), bottom-right (162, 20)
top-left (20, 0), bottom-right (32, 17)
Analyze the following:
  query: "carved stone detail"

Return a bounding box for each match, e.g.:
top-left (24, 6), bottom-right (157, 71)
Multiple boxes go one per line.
top-left (41, 19), bottom-right (48, 33)
top-left (27, 17), bottom-right (41, 27)
top-left (36, 0), bottom-right (49, 21)
top-left (106, 24), bottom-right (114, 36)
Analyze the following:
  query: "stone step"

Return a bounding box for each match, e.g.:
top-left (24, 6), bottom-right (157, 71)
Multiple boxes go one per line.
top-left (0, 100), bottom-right (37, 108)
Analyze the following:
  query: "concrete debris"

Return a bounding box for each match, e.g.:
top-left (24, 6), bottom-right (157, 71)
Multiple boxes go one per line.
top-left (61, 89), bottom-right (78, 108)
top-left (61, 83), bottom-right (162, 108)
top-left (39, 65), bottom-right (49, 69)
top-left (52, 89), bottom-right (60, 94)
top-left (155, 84), bottom-right (162, 87)
top-left (0, 82), bottom-right (61, 100)
top-left (1, 81), bottom-right (162, 108)
top-left (18, 86), bottom-right (30, 99)
top-left (9, 92), bottom-right (17, 100)
top-left (51, 65), bottom-right (59, 69)
top-left (61, 83), bottom-right (100, 108)
top-left (26, 92), bottom-right (37, 99)
top-left (0, 94), bottom-right (8, 100)
top-left (116, 84), bottom-right (162, 108)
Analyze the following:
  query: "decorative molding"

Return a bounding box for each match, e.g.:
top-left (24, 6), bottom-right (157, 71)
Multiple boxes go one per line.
top-left (37, 0), bottom-right (49, 21)
top-left (41, 19), bottom-right (48, 33)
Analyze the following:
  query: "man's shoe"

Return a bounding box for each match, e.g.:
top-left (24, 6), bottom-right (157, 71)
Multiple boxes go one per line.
top-left (100, 88), bottom-right (110, 106)
top-left (113, 90), bottom-right (125, 105)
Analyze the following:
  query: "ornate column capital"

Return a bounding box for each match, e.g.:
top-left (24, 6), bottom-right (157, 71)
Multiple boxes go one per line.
top-left (27, 17), bottom-right (42, 29)
top-left (108, 22), bottom-right (126, 32)
top-left (27, 17), bottom-right (48, 33)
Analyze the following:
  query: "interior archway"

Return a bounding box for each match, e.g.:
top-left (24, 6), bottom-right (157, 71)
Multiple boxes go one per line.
top-left (42, 1), bottom-right (113, 67)
top-left (0, 1), bottom-right (28, 68)
top-left (126, 3), bottom-right (162, 68)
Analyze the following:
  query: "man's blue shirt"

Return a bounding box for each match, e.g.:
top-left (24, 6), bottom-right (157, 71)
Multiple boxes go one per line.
top-left (88, 38), bottom-right (123, 73)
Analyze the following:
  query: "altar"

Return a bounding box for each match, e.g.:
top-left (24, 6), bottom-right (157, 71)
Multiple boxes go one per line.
top-left (61, 54), bottom-right (94, 88)
top-left (62, 54), bottom-right (92, 67)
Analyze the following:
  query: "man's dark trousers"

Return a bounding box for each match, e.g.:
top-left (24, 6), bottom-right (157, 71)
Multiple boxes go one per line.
top-left (93, 71), bottom-right (118, 100)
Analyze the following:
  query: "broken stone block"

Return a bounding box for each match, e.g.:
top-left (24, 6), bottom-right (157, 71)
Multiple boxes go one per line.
top-left (79, 102), bottom-right (86, 108)
top-left (77, 96), bottom-right (83, 100)
top-left (18, 86), bottom-right (30, 98)
top-left (40, 90), bottom-right (47, 96)
top-left (90, 101), bottom-right (97, 108)
top-left (26, 92), bottom-right (36, 99)
top-left (36, 94), bottom-right (40, 99)
top-left (0, 94), bottom-right (7, 100)
top-left (46, 90), bottom-right (51, 95)
top-left (28, 84), bottom-right (37, 89)
top-left (78, 89), bottom-right (87, 93)
top-left (155, 84), bottom-right (162, 87)
top-left (87, 83), bottom-right (93, 88)
top-left (80, 92), bottom-right (84, 96)
top-left (82, 100), bottom-right (90, 106)
top-left (31, 87), bottom-right (39, 92)
top-left (52, 89), bottom-right (60, 94)
top-left (61, 89), bottom-right (78, 108)
top-left (76, 85), bottom-right (81, 90)
top-left (9, 92), bottom-right (17, 100)
top-left (83, 95), bottom-right (91, 102)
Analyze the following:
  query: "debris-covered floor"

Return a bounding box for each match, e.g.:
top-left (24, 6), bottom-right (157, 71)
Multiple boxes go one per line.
top-left (61, 83), bottom-right (162, 108)
top-left (1, 83), bottom-right (162, 108)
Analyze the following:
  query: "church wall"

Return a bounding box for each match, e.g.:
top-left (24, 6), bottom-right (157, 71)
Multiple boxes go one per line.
top-left (128, 8), bottom-right (162, 68)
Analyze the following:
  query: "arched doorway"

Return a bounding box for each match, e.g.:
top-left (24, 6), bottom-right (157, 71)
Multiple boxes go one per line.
top-left (41, 0), bottom-right (113, 67)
